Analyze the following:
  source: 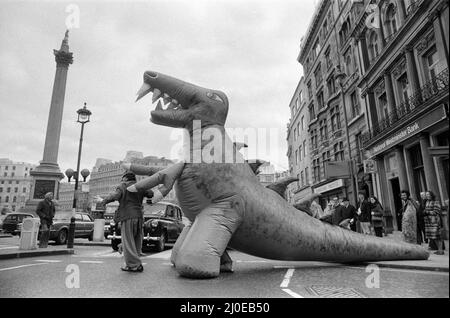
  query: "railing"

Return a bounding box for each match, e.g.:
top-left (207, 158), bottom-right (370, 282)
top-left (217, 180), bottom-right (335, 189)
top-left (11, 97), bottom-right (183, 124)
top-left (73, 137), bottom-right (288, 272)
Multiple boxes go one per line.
top-left (362, 68), bottom-right (449, 147)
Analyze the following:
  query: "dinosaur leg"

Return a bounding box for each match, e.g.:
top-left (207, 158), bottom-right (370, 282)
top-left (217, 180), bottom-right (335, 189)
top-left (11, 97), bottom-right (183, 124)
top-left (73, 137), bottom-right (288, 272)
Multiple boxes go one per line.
top-left (175, 202), bottom-right (243, 278)
top-left (170, 223), bottom-right (191, 266)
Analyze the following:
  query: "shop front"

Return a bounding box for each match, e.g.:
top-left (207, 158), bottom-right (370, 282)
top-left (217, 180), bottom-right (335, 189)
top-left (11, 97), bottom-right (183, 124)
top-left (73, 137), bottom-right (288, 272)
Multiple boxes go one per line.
top-left (312, 179), bottom-right (347, 209)
top-left (367, 104), bottom-right (449, 231)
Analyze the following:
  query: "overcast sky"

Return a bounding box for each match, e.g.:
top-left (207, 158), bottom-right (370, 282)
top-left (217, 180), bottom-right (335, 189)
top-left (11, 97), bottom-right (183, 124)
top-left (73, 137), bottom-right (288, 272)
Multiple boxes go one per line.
top-left (0, 0), bottom-right (317, 175)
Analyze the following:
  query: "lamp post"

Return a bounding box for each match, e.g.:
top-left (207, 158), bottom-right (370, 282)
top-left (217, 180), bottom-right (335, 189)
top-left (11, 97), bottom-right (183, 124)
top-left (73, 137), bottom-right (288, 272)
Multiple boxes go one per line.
top-left (335, 72), bottom-right (359, 206)
top-left (66, 103), bottom-right (92, 248)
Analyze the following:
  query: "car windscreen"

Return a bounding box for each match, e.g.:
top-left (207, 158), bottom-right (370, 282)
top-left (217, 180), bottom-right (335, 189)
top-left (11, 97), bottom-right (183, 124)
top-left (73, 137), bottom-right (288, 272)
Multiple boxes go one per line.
top-left (53, 212), bottom-right (72, 221)
top-left (143, 204), bottom-right (166, 217)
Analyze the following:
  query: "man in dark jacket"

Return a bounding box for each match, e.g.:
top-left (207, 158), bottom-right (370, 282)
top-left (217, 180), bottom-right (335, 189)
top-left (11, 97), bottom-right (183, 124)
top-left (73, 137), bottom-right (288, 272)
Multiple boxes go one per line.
top-left (36, 192), bottom-right (56, 248)
top-left (101, 172), bottom-right (154, 272)
top-left (357, 193), bottom-right (372, 235)
top-left (333, 197), bottom-right (358, 230)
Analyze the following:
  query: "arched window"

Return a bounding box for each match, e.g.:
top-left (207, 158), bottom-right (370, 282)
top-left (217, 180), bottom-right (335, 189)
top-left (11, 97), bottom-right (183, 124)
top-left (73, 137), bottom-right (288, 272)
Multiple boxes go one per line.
top-left (346, 54), bottom-right (353, 74)
top-left (385, 3), bottom-right (398, 38)
top-left (368, 31), bottom-right (379, 61)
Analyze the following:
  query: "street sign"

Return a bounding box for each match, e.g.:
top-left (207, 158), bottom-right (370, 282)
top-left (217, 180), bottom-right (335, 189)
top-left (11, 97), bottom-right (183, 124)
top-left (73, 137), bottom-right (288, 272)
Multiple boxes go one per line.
top-left (324, 161), bottom-right (351, 179)
top-left (363, 159), bottom-right (377, 174)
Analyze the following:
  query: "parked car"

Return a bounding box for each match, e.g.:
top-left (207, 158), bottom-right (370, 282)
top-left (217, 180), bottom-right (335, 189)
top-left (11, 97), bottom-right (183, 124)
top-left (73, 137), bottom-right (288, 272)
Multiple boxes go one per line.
top-left (46, 211), bottom-right (95, 245)
top-left (108, 202), bottom-right (185, 252)
top-left (103, 212), bottom-right (115, 239)
top-left (2, 212), bottom-right (37, 235)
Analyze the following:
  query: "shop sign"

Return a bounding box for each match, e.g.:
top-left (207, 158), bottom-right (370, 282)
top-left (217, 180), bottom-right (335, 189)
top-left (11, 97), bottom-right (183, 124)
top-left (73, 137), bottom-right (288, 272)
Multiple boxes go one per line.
top-left (363, 159), bottom-right (377, 174)
top-left (313, 179), bottom-right (344, 194)
top-left (369, 105), bottom-right (447, 157)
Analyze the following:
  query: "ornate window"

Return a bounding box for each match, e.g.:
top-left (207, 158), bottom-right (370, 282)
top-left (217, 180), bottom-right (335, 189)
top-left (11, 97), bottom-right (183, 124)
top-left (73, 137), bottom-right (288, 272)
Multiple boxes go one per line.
top-left (350, 92), bottom-right (360, 118)
top-left (330, 105), bottom-right (341, 132)
top-left (368, 31), bottom-right (379, 62)
top-left (384, 3), bottom-right (398, 40)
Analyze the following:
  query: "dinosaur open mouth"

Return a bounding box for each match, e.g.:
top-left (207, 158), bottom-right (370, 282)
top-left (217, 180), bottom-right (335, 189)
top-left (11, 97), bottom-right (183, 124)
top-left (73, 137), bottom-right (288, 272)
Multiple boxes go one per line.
top-left (135, 73), bottom-right (193, 127)
top-left (136, 83), bottom-right (186, 112)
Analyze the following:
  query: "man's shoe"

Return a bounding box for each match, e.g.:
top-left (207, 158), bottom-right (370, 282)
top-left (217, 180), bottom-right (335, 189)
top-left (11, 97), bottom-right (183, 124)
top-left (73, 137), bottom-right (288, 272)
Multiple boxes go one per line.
top-left (121, 265), bottom-right (144, 272)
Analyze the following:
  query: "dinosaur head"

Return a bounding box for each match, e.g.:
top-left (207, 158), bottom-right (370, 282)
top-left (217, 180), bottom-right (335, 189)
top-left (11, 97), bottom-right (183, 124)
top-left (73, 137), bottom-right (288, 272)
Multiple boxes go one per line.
top-left (136, 71), bottom-right (229, 130)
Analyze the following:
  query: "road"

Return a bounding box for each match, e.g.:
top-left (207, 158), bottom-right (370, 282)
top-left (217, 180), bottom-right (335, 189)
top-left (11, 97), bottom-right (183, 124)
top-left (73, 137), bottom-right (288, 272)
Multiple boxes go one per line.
top-left (0, 238), bottom-right (448, 298)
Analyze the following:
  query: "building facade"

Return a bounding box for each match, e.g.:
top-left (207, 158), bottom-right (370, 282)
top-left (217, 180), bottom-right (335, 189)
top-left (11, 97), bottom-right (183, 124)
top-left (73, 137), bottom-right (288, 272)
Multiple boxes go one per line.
top-left (286, 77), bottom-right (313, 204)
top-left (89, 152), bottom-right (177, 213)
top-left (0, 159), bottom-right (36, 213)
top-left (295, 0), bottom-right (371, 209)
top-left (355, 0), bottom-right (449, 230)
top-left (57, 181), bottom-right (90, 212)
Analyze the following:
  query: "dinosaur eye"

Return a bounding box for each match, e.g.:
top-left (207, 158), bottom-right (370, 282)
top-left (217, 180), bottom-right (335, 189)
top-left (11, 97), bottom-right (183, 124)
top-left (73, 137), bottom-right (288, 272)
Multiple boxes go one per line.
top-left (206, 92), bottom-right (225, 104)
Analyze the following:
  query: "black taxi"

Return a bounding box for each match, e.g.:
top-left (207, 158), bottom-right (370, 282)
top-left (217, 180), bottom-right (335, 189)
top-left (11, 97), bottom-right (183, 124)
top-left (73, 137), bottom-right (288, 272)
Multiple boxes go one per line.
top-left (108, 201), bottom-right (185, 252)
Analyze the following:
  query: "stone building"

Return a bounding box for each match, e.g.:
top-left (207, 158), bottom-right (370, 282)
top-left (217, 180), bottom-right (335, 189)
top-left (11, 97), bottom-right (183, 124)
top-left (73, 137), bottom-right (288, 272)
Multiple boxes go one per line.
top-left (286, 77), bottom-right (313, 204)
top-left (355, 0), bottom-right (449, 230)
top-left (57, 181), bottom-right (90, 212)
top-left (89, 152), bottom-right (177, 213)
top-left (0, 159), bottom-right (36, 213)
top-left (294, 0), bottom-right (371, 208)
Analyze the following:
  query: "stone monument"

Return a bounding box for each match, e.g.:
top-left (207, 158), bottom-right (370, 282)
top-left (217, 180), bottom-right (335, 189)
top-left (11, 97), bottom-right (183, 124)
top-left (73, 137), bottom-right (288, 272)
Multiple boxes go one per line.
top-left (22, 31), bottom-right (73, 212)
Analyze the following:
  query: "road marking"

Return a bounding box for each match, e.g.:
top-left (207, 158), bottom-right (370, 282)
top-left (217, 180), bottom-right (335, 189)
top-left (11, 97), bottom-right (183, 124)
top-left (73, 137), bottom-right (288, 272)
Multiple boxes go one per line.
top-left (145, 249), bottom-right (172, 259)
top-left (34, 260), bottom-right (62, 263)
top-left (0, 263), bottom-right (47, 272)
top-left (280, 268), bottom-right (295, 288)
top-left (80, 260), bottom-right (104, 264)
top-left (282, 288), bottom-right (304, 298)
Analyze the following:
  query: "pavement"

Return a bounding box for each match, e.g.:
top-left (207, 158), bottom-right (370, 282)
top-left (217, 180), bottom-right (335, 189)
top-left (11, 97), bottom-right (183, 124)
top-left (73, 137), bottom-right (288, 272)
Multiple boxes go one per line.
top-left (0, 231), bottom-right (448, 272)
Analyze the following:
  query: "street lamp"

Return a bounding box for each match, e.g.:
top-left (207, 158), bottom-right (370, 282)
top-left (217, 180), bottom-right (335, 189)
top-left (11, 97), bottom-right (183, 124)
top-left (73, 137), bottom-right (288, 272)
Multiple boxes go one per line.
top-left (66, 103), bottom-right (92, 248)
top-left (335, 71), bottom-right (359, 206)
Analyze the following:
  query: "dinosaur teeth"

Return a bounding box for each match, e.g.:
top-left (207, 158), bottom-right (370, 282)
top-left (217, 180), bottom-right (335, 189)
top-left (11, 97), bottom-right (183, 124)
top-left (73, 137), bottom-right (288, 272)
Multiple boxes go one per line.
top-left (163, 93), bottom-right (171, 104)
top-left (155, 100), bottom-right (163, 111)
top-left (152, 89), bottom-right (162, 103)
top-left (136, 83), bottom-right (152, 102)
top-left (167, 102), bottom-right (177, 110)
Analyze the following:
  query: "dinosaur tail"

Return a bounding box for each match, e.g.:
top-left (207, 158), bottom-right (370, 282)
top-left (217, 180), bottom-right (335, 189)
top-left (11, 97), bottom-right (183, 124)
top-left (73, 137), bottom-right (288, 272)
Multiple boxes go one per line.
top-left (231, 190), bottom-right (429, 263)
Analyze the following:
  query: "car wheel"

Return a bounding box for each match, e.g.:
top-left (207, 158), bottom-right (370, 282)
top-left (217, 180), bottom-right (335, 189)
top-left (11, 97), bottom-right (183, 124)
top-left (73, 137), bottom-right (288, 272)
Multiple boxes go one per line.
top-left (88, 231), bottom-right (94, 241)
top-left (56, 229), bottom-right (67, 245)
top-left (111, 239), bottom-right (120, 251)
top-left (155, 233), bottom-right (166, 252)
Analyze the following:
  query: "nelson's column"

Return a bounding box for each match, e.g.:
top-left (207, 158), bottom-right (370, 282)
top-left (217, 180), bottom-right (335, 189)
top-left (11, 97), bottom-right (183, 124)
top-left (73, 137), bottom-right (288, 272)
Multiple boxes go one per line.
top-left (22, 31), bottom-right (73, 212)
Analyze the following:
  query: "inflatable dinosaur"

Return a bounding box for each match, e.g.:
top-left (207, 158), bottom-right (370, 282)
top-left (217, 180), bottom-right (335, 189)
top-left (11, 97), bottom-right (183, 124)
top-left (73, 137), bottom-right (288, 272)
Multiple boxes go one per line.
top-left (129, 70), bottom-right (429, 278)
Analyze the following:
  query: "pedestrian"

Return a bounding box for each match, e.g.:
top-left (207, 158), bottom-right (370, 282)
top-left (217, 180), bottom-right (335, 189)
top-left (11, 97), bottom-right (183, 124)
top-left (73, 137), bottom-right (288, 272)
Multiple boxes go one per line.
top-left (357, 193), bottom-right (372, 235)
top-left (35, 192), bottom-right (56, 248)
top-left (320, 197), bottom-right (339, 224)
top-left (417, 192), bottom-right (427, 245)
top-left (100, 172), bottom-right (155, 272)
top-left (424, 191), bottom-right (445, 255)
top-left (400, 190), bottom-right (418, 244)
top-left (333, 197), bottom-right (358, 231)
top-left (369, 196), bottom-right (384, 237)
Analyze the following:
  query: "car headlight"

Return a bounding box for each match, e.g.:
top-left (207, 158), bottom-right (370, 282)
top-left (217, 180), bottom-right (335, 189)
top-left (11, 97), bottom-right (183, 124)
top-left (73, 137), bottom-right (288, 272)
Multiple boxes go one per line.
top-left (151, 220), bottom-right (158, 228)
